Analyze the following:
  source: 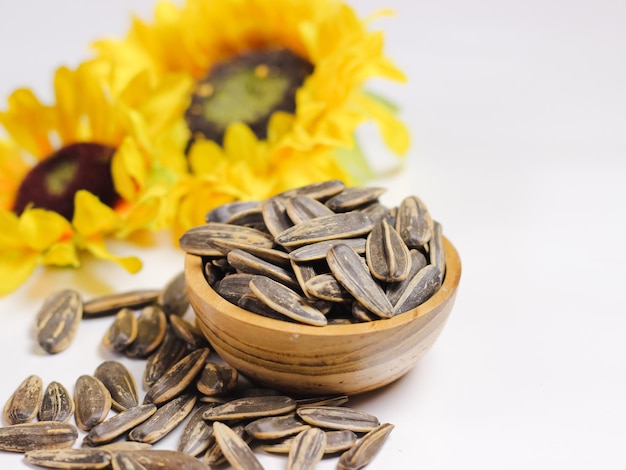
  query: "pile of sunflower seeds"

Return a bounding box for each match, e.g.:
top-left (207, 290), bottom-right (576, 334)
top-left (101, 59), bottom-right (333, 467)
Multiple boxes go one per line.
top-left (2, 272), bottom-right (395, 468)
top-left (180, 180), bottom-right (445, 326)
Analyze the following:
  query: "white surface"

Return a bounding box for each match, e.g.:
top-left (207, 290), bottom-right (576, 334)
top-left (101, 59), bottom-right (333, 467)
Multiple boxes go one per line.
top-left (1, 0), bottom-right (626, 468)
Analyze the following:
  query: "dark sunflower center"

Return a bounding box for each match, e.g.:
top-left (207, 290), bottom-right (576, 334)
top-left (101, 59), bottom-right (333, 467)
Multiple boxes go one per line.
top-left (185, 48), bottom-right (314, 146)
top-left (13, 142), bottom-right (119, 221)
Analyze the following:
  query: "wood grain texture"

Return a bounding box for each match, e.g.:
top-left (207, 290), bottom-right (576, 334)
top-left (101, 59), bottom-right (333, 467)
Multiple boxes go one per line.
top-left (185, 237), bottom-right (461, 396)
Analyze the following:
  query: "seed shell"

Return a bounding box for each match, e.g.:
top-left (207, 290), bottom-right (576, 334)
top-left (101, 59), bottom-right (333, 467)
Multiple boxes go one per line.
top-left (249, 276), bottom-right (328, 326)
top-left (214, 273), bottom-right (256, 304)
top-left (261, 197), bottom-right (293, 238)
top-left (365, 218), bottom-right (412, 282)
top-left (325, 186), bottom-right (386, 212)
top-left (208, 238), bottom-right (292, 268)
top-left (237, 294), bottom-right (288, 321)
top-left (392, 264), bottom-right (442, 315)
top-left (125, 305), bottom-right (167, 358)
top-left (287, 427), bottom-right (326, 470)
top-left (429, 220), bottom-right (446, 278)
top-left (177, 404), bottom-right (216, 456)
top-left (304, 274), bottom-right (352, 303)
top-left (385, 249), bottom-right (428, 305)
top-left (285, 195), bottom-right (335, 224)
top-left (395, 195), bottom-right (432, 248)
top-left (296, 406), bottom-right (380, 433)
top-left (212, 421), bottom-right (264, 470)
top-left (337, 423), bottom-right (395, 470)
top-left (129, 394), bottom-right (196, 444)
top-left (82, 290), bottom-right (160, 318)
top-left (206, 200), bottom-right (261, 223)
top-left (275, 212), bottom-right (374, 247)
top-left (114, 450), bottom-right (208, 470)
top-left (0, 421), bottom-right (78, 452)
top-left (180, 222), bottom-right (274, 256)
top-left (142, 332), bottom-right (188, 389)
top-left (83, 404), bottom-right (157, 447)
top-left (3, 374), bottom-right (43, 425)
top-left (196, 362), bottom-right (238, 397)
top-left (203, 395), bottom-right (297, 421)
top-left (143, 347), bottom-right (210, 405)
top-left (245, 413), bottom-right (310, 440)
top-left (288, 238), bottom-right (367, 262)
top-left (94, 361), bottom-right (139, 412)
top-left (326, 244), bottom-right (393, 318)
top-left (158, 271), bottom-right (189, 316)
top-left (227, 249), bottom-right (300, 289)
top-left (39, 381), bottom-right (74, 423)
top-left (262, 429), bottom-right (357, 454)
top-left (101, 308), bottom-right (138, 352)
top-left (37, 289), bottom-right (83, 354)
top-left (168, 315), bottom-right (206, 349)
top-left (25, 448), bottom-right (112, 469)
top-left (277, 179), bottom-right (346, 200)
top-left (74, 375), bottom-right (112, 432)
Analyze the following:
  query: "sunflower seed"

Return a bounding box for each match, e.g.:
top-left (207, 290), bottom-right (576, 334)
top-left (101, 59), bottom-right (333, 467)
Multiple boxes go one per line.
top-left (278, 179), bottom-right (346, 201)
top-left (203, 424), bottom-right (245, 466)
top-left (237, 294), bottom-right (289, 321)
top-left (114, 450), bottom-right (207, 470)
top-left (39, 381), bottom-right (74, 423)
top-left (214, 273), bottom-right (256, 304)
top-left (262, 429), bottom-right (357, 454)
top-left (325, 186), bottom-right (386, 212)
top-left (177, 404), bottom-right (216, 456)
top-left (385, 249), bottom-right (428, 305)
top-left (93, 441), bottom-right (152, 452)
top-left (203, 395), bottom-right (297, 421)
top-left (296, 406), bottom-right (380, 433)
top-left (366, 218), bottom-right (411, 282)
top-left (101, 308), bottom-right (138, 352)
top-left (168, 315), bottom-right (206, 348)
top-left (261, 197), bottom-right (293, 238)
top-left (359, 201), bottom-right (392, 224)
top-left (0, 422), bottom-right (78, 452)
top-left (396, 195), bottom-right (432, 248)
top-left (227, 249), bottom-right (300, 290)
top-left (429, 220), bottom-right (446, 278)
top-left (83, 404), bottom-right (157, 447)
top-left (304, 274), bottom-right (352, 303)
top-left (196, 362), bottom-right (238, 397)
top-left (74, 375), bottom-right (111, 432)
top-left (142, 332), bottom-right (188, 389)
top-left (285, 195), bottom-right (335, 224)
top-left (208, 239), bottom-right (291, 268)
top-left (82, 290), bottom-right (160, 318)
top-left (295, 395), bottom-right (349, 408)
top-left (393, 264), bottom-right (442, 315)
top-left (245, 413), bottom-right (310, 440)
top-left (326, 244), bottom-right (393, 318)
top-left (249, 276), bottom-right (327, 326)
top-left (290, 260), bottom-right (321, 300)
top-left (157, 271), bottom-right (189, 316)
top-left (206, 200), bottom-right (261, 223)
top-left (24, 448), bottom-right (112, 469)
top-left (93, 361), bottom-right (139, 412)
top-left (37, 289), bottom-right (83, 354)
top-left (180, 222), bottom-right (274, 256)
top-left (337, 423), bottom-right (394, 470)
top-left (124, 305), bottom-right (167, 358)
top-left (212, 421), bottom-right (264, 470)
top-left (275, 212), bottom-right (374, 247)
top-left (287, 427), bottom-right (326, 470)
top-left (129, 394), bottom-right (196, 444)
top-left (225, 206), bottom-right (267, 230)
top-left (144, 347), bottom-right (210, 405)
top-left (288, 238), bottom-right (366, 262)
top-left (351, 302), bottom-right (379, 322)
top-left (3, 374), bottom-right (42, 425)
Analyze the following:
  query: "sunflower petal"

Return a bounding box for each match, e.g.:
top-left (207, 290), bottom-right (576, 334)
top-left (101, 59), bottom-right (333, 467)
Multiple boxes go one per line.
top-left (82, 239), bottom-right (143, 274)
top-left (41, 241), bottom-right (80, 267)
top-left (111, 136), bottom-right (147, 201)
top-left (0, 250), bottom-right (40, 296)
top-left (19, 209), bottom-right (73, 251)
top-left (355, 93), bottom-right (410, 155)
top-left (72, 190), bottom-right (119, 237)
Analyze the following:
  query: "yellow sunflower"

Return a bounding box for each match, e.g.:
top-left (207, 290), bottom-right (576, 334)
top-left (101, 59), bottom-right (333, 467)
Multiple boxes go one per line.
top-left (92, 0), bottom-right (410, 235)
top-left (0, 62), bottom-right (191, 295)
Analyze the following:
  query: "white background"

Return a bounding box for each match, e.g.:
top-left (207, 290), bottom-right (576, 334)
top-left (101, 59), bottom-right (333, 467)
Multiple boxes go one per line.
top-left (1, 0), bottom-right (626, 468)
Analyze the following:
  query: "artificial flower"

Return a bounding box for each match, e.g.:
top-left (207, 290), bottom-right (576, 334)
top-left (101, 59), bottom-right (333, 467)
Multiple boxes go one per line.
top-left (92, 0), bottom-right (410, 234)
top-left (0, 62), bottom-right (191, 295)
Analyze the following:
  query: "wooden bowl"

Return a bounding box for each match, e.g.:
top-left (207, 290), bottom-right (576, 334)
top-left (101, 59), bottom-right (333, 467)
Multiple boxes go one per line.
top-left (185, 237), bottom-right (461, 396)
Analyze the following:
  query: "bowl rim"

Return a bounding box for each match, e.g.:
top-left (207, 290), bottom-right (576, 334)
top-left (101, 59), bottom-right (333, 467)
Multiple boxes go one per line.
top-left (185, 236), bottom-right (461, 337)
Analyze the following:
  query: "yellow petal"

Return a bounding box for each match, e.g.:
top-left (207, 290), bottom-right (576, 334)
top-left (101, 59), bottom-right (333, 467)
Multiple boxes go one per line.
top-left (19, 209), bottom-right (73, 251)
top-left (0, 210), bottom-right (22, 248)
top-left (72, 190), bottom-right (119, 237)
top-left (355, 93), bottom-right (410, 155)
top-left (0, 249), bottom-right (40, 296)
top-left (0, 140), bottom-right (30, 211)
top-left (111, 136), bottom-right (147, 201)
top-left (41, 241), bottom-right (80, 267)
top-left (82, 239), bottom-right (143, 274)
top-left (188, 139), bottom-right (224, 175)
